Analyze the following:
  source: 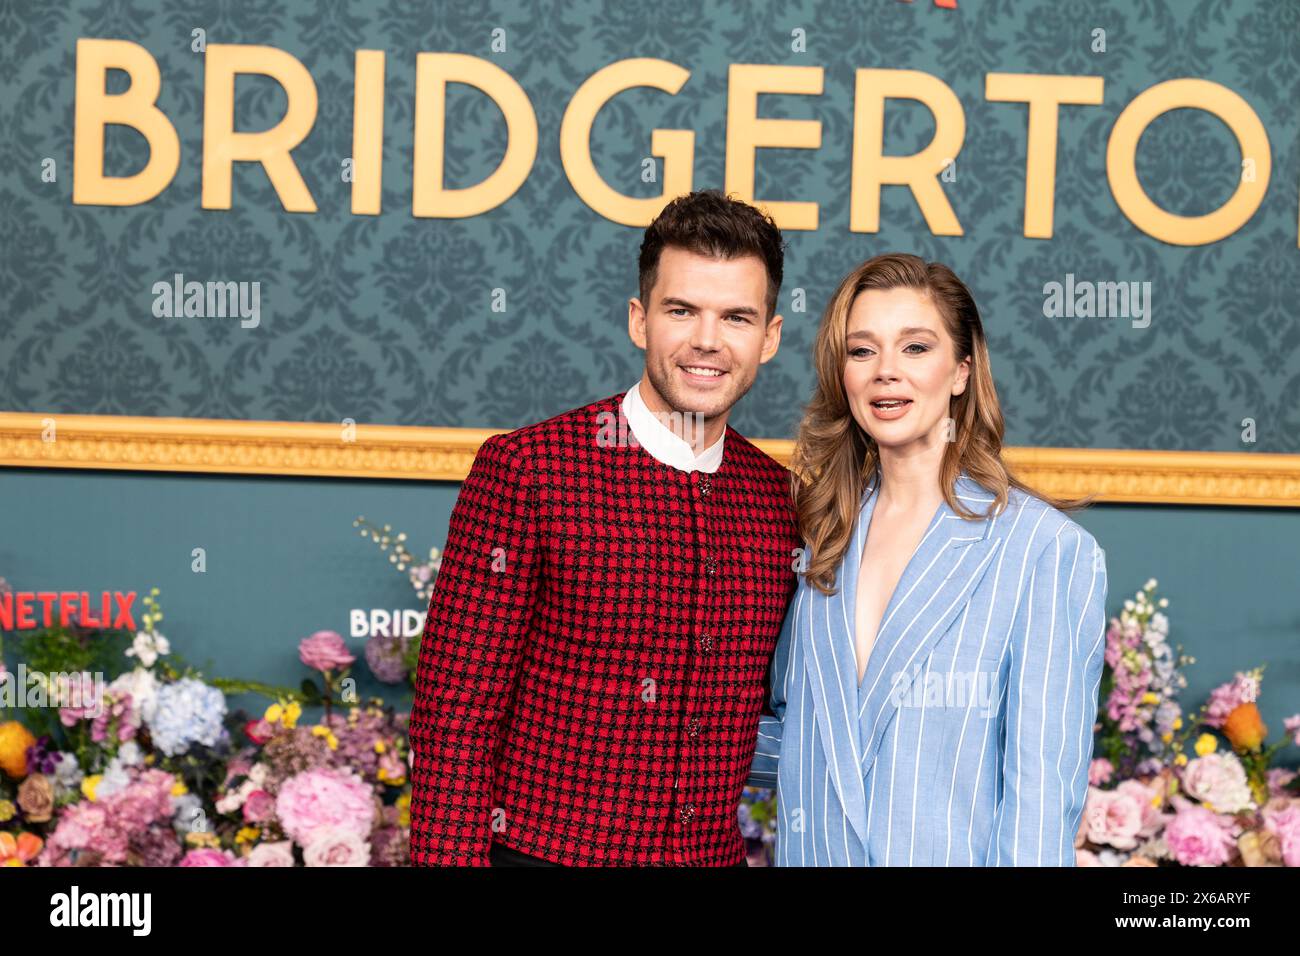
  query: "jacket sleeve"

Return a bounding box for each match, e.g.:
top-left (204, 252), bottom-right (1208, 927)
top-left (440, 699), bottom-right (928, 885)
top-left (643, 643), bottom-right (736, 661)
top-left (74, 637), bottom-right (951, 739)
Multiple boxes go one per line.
top-left (985, 523), bottom-right (1107, 866)
top-left (408, 434), bottom-right (541, 866)
top-left (745, 581), bottom-right (800, 788)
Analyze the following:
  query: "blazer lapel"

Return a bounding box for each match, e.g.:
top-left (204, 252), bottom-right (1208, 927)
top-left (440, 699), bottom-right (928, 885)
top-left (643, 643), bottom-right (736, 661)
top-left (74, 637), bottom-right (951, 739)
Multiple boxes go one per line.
top-left (801, 476), bottom-right (878, 846)
top-left (855, 472), bottom-right (1005, 775)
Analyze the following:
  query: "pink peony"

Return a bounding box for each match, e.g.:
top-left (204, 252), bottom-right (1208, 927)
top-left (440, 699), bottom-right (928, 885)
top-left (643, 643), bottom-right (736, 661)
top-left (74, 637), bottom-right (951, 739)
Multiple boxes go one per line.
top-left (1115, 779), bottom-right (1168, 838)
top-left (1089, 758), bottom-right (1114, 787)
top-left (302, 825), bottom-right (370, 867)
top-left (1164, 796), bottom-right (1240, 867)
top-left (275, 767), bottom-right (375, 847)
top-left (298, 630), bottom-right (355, 673)
top-left (179, 847), bottom-right (244, 867)
top-left (1204, 673), bottom-right (1258, 729)
top-left (1262, 802), bottom-right (1300, 868)
top-left (1181, 752), bottom-right (1255, 813)
top-left (247, 841), bottom-right (296, 867)
top-left (242, 789), bottom-right (275, 824)
top-left (1084, 787), bottom-right (1144, 850)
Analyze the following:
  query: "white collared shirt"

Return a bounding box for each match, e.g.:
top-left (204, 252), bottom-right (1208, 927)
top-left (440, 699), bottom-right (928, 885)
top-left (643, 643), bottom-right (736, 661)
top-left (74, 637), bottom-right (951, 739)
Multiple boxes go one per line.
top-left (621, 380), bottom-right (724, 473)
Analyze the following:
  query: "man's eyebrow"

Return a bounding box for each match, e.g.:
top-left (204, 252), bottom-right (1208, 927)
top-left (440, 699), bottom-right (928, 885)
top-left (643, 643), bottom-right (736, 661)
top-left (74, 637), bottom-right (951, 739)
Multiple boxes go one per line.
top-left (846, 326), bottom-right (939, 341)
top-left (661, 297), bottom-right (760, 317)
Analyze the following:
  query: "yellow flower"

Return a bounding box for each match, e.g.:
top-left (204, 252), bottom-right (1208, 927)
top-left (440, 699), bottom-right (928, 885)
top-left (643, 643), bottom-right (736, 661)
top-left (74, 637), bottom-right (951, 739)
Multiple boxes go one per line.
top-left (0, 801), bottom-right (13, 823)
top-left (1174, 753), bottom-right (1188, 767)
top-left (282, 701), bottom-right (302, 727)
top-left (235, 827), bottom-right (260, 845)
top-left (396, 792), bottom-right (411, 828)
top-left (81, 775), bottom-right (102, 802)
top-left (1194, 733), bottom-right (1217, 756)
top-left (1171, 715), bottom-right (1183, 731)
top-left (1161, 732), bottom-right (1173, 744)
top-left (185, 831), bottom-right (220, 848)
top-left (374, 741), bottom-right (386, 754)
top-left (265, 702), bottom-right (283, 724)
top-left (0, 722), bottom-right (37, 780)
top-left (3, 858), bottom-right (25, 867)
top-left (310, 725), bottom-right (338, 750)
top-left (1140, 692), bottom-right (1160, 706)
top-left (171, 778), bottom-right (189, 797)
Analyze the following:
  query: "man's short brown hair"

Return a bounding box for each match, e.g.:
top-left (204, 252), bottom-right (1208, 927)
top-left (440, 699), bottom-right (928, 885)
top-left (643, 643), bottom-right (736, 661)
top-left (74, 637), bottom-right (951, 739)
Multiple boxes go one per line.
top-left (638, 190), bottom-right (786, 321)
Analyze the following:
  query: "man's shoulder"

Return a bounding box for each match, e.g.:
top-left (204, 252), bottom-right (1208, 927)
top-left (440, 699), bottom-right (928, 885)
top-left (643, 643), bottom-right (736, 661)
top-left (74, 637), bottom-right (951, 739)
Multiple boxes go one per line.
top-left (477, 392), bottom-right (625, 465)
top-left (722, 425), bottom-right (792, 483)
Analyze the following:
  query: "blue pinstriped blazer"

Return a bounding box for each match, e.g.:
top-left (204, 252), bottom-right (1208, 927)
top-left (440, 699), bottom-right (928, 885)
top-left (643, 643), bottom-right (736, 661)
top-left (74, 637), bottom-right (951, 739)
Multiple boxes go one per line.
top-left (746, 470), bottom-right (1108, 866)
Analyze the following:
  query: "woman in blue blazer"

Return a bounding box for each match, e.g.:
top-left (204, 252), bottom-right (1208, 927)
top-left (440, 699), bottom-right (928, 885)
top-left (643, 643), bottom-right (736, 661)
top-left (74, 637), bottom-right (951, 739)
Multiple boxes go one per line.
top-left (748, 254), bottom-right (1108, 866)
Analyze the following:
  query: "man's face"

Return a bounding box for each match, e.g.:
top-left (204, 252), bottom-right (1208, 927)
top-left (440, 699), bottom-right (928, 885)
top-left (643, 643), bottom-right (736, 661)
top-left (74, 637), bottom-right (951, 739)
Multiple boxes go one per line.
top-left (628, 246), bottom-right (783, 421)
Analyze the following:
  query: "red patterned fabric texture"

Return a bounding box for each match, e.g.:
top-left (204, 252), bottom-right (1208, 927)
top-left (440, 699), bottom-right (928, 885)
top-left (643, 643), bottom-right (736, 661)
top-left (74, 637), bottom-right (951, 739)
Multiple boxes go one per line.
top-left (409, 392), bottom-right (799, 865)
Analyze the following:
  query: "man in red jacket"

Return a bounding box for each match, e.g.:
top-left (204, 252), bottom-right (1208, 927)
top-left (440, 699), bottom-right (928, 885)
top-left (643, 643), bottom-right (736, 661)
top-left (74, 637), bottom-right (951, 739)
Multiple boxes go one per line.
top-left (409, 189), bottom-right (800, 866)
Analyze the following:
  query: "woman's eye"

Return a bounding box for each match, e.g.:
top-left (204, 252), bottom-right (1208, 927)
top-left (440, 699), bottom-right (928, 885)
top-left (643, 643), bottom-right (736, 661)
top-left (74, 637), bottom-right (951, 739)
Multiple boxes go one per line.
top-left (904, 343), bottom-right (930, 353)
top-left (849, 347), bottom-right (873, 358)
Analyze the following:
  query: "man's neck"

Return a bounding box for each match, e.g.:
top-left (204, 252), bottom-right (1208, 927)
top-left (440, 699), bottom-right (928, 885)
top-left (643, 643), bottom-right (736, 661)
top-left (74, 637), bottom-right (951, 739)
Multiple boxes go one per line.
top-left (636, 376), bottom-right (728, 452)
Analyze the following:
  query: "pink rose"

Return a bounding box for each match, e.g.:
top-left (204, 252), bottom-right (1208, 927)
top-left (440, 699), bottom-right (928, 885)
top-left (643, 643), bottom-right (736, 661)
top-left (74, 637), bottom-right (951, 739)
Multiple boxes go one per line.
top-left (1164, 796), bottom-right (1240, 867)
top-left (1084, 787), bottom-right (1144, 850)
top-left (303, 826), bottom-right (370, 867)
top-left (275, 767), bottom-right (375, 847)
top-left (179, 848), bottom-right (244, 867)
top-left (298, 631), bottom-right (355, 673)
top-left (247, 841), bottom-right (296, 867)
top-left (242, 789), bottom-right (275, 824)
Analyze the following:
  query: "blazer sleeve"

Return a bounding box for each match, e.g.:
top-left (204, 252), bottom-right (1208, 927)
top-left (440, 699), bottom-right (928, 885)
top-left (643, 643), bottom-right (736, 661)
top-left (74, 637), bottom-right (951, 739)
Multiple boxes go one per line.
top-left (745, 582), bottom-right (798, 788)
top-left (985, 523), bottom-right (1107, 866)
top-left (407, 434), bottom-right (541, 866)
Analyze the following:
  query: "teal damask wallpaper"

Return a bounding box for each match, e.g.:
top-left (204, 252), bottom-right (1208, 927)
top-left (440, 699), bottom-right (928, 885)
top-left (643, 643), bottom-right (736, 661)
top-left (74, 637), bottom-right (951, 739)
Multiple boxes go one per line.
top-left (1, 0), bottom-right (1297, 450)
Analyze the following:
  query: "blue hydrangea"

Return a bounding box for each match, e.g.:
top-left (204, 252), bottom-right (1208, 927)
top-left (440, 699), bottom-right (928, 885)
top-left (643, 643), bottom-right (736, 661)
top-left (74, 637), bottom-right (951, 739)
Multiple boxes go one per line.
top-left (145, 677), bottom-right (227, 756)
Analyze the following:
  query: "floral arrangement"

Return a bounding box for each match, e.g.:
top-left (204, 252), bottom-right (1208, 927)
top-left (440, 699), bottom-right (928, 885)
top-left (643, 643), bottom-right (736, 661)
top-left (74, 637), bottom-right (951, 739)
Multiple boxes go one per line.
top-left (1078, 580), bottom-right (1300, 867)
top-left (0, 580), bottom-right (412, 867)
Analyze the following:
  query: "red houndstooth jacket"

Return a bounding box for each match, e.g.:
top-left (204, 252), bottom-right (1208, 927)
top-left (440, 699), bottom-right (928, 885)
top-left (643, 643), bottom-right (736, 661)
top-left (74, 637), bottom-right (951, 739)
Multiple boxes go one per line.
top-left (408, 391), bottom-right (799, 866)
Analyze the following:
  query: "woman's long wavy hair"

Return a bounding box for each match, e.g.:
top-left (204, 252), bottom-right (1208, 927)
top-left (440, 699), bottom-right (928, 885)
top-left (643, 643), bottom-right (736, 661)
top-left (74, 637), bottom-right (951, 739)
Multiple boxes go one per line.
top-left (790, 253), bottom-right (1092, 596)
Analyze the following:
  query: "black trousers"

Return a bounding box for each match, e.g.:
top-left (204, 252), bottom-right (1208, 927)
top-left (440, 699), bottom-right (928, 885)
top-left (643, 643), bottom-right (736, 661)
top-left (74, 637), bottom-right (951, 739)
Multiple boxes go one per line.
top-left (488, 841), bottom-right (748, 867)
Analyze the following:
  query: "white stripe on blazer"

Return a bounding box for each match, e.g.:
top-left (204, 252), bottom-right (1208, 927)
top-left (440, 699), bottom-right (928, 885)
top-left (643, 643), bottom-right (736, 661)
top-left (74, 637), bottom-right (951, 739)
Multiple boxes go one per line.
top-left (747, 469), bottom-right (1108, 866)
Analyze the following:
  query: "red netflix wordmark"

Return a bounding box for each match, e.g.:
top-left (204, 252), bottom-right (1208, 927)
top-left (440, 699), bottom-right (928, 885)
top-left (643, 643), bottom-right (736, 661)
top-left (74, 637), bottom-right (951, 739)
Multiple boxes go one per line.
top-left (0, 591), bottom-right (137, 631)
top-left (900, 0), bottom-right (958, 7)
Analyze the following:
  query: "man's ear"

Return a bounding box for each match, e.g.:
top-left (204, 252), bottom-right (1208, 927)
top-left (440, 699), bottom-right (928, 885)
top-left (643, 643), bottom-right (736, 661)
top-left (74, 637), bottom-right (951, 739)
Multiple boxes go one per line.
top-left (628, 297), bottom-right (648, 350)
top-left (759, 312), bottom-right (783, 364)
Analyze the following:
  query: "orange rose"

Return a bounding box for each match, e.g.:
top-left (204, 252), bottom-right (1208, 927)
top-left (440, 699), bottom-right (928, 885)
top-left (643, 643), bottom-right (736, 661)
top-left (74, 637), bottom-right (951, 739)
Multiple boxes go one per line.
top-left (1223, 703), bottom-right (1268, 752)
top-left (0, 831), bottom-right (43, 865)
top-left (0, 722), bottom-right (36, 780)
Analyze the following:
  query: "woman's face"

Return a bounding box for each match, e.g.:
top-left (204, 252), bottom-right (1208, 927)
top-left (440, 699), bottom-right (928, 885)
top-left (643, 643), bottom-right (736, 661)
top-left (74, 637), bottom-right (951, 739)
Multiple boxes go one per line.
top-left (842, 286), bottom-right (971, 456)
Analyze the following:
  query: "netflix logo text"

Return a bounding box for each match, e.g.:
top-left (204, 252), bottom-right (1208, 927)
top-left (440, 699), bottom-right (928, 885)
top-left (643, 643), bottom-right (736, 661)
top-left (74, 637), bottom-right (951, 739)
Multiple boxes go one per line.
top-left (0, 591), bottom-right (138, 631)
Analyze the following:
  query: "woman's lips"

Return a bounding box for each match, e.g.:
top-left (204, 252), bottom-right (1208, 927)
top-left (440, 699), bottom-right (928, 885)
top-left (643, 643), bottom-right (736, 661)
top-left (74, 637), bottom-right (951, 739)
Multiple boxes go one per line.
top-left (869, 398), bottom-right (912, 420)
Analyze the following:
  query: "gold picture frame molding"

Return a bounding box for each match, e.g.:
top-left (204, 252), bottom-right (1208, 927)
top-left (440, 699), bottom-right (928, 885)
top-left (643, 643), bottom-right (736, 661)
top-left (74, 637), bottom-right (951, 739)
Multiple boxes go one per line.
top-left (1, 412), bottom-right (1297, 506)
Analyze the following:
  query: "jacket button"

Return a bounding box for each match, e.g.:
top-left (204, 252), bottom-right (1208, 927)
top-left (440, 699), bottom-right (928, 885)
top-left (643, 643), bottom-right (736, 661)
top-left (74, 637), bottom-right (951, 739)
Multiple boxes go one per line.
top-left (687, 718), bottom-right (701, 738)
top-left (679, 803), bottom-right (696, 823)
top-left (703, 554), bottom-right (717, 576)
top-left (698, 474), bottom-right (711, 497)
top-left (697, 632), bottom-right (714, 653)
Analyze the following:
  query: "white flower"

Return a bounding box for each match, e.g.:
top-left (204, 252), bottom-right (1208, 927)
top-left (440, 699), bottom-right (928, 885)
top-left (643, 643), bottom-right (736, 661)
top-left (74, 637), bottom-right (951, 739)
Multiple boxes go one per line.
top-left (108, 668), bottom-right (160, 724)
top-left (1149, 612), bottom-right (1169, 635)
top-left (126, 629), bottom-right (171, 668)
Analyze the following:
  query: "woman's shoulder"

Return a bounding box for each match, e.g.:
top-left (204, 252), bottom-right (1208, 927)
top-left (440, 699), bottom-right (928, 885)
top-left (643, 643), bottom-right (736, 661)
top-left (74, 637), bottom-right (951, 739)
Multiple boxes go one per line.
top-left (961, 474), bottom-right (1100, 557)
